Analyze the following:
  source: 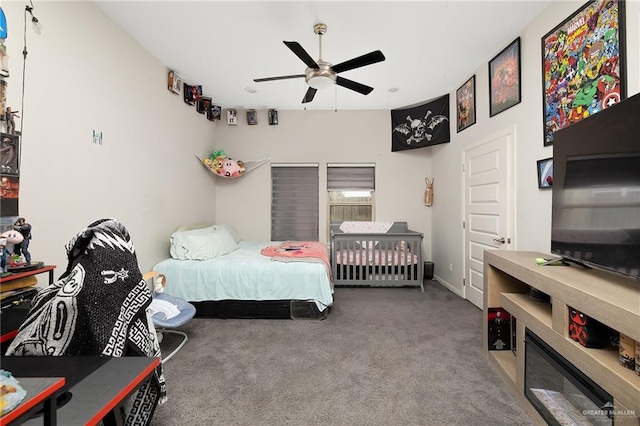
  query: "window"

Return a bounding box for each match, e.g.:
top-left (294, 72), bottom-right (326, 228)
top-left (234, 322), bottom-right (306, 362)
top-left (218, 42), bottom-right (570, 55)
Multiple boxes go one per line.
top-left (327, 164), bottom-right (375, 231)
top-left (271, 164), bottom-right (319, 241)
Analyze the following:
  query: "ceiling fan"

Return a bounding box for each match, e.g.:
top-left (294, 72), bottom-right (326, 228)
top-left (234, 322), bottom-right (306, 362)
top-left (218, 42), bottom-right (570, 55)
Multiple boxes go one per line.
top-left (253, 23), bottom-right (385, 104)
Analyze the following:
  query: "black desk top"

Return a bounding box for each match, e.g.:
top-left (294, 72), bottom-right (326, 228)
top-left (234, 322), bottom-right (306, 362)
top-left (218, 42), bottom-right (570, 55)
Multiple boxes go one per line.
top-left (1, 356), bottom-right (160, 426)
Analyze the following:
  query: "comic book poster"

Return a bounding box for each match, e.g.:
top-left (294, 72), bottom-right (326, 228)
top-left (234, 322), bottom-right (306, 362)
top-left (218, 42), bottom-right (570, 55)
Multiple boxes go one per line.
top-left (542, 0), bottom-right (626, 146)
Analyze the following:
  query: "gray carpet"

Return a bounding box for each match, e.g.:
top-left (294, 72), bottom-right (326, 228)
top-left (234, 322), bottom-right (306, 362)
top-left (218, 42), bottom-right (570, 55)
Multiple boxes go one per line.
top-left (150, 281), bottom-right (533, 426)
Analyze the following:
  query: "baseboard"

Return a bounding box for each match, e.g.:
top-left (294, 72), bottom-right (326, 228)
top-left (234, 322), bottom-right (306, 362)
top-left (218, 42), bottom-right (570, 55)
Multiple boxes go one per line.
top-left (433, 274), bottom-right (463, 297)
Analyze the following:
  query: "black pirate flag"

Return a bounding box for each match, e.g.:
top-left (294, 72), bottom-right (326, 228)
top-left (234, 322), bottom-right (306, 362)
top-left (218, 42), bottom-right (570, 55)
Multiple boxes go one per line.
top-left (391, 94), bottom-right (450, 152)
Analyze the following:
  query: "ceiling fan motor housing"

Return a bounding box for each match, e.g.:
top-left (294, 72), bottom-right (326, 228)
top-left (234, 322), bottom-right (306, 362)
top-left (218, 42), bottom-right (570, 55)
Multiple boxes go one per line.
top-left (306, 60), bottom-right (335, 89)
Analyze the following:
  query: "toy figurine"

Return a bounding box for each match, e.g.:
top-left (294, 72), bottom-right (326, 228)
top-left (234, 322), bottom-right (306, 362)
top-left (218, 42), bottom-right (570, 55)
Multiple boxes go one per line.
top-left (13, 217), bottom-right (32, 264)
top-left (0, 229), bottom-right (23, 274)
top-left (4, 107), bottom-right (20, 135)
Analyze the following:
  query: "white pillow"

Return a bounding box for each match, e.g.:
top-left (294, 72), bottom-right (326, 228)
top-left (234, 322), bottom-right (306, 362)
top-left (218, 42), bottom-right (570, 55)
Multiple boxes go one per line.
top-left (170, 226), bottom-right (238, 260)
top-left (210, 227), bottom-right (239, 256)
top-left (170, 226), bottom-right (217, 259)
top-left (217, 224), bottom-right (241, 243)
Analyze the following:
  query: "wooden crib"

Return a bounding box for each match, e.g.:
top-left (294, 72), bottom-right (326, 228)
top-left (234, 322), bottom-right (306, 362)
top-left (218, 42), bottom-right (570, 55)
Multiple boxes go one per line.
top-left (330, 222), bottom-right (424, 292)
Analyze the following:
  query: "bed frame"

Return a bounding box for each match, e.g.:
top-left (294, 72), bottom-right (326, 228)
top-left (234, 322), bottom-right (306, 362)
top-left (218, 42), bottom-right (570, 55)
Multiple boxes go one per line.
top-left (330, 222), bottom-right (424, 292)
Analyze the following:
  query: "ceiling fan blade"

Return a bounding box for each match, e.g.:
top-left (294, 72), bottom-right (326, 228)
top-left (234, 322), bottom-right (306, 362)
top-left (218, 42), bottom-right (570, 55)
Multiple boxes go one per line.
top-left (302, 87), bottom-right (317, 103)
top-left (284, 41), bottom-right (319, 69)
top-left (254, 74), bottom-right (305, 83)
top-left (332, 50), bottom-right (385, 74)
top-left (336, 76), bottom-right (374, 95)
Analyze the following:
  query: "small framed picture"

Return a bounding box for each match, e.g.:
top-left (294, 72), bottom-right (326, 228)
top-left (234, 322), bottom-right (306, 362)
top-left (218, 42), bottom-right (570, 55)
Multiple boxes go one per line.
top-left (456, 75), bottom-right (476, 132)
top-left (268, 109), bottom-right (278, 125)
top-left (246, 109), bottom-right (257, 125)
top-left (489, 37), bottom-right (521, 117)
top-left (0, 133), bottom-right (19, 175)
top-left (537, 157), bottom-right (553, 189)
top-left (168, 71), bottom-right (182, 95)
top-left (183, 83), bottom-right (202, 106)
top-left (227, 109), bottom-right (238, 125)
top-left (207, 105), bottom-right (221, 121)
top-left (196, 97), bottom-right (212, 115)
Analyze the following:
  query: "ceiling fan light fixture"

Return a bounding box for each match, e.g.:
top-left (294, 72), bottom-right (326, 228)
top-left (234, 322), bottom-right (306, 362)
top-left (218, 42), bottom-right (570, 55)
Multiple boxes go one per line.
top-left (307, 75), bottom-right (335, 90)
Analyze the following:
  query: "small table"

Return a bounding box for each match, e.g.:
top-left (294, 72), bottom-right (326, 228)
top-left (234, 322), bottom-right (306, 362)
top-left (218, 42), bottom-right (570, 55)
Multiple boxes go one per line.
top-left (0, 377), bottom-right (66, 426)
top-left (1, 265), bottom-right (56, 348)
top-left (0, 265), bottom-right (56, 286)
top-left (1, 356), bottom-right (161, 426)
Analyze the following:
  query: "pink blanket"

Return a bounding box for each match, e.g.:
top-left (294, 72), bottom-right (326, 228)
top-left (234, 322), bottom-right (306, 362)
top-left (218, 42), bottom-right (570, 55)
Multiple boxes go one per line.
top-left (261, 241), bottom-right (333, 282)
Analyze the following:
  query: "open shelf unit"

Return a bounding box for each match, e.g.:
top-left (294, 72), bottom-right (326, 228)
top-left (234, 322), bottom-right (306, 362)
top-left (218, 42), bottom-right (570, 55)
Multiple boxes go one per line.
top-left (483, 250), bottom-right (640, 424)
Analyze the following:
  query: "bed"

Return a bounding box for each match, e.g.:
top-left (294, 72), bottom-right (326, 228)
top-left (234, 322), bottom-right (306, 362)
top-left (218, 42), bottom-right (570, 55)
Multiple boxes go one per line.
top-left (152, 225), bottom-right (333, 319)
top-left (330, 221), bottom-right (424, 292)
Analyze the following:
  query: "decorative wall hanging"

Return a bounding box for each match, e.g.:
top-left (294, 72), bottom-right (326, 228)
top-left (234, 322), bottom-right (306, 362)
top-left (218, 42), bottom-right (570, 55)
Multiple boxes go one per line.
top-left (268, 109), bottom-right (278, 125)
top-left (227, 109), bottom-right (238, 125)
top-left (167, 71), bottom-right (181, 95)
top-left (246, 109), bottom-right (257, 125)
top-left (537, 157), bottom-right (553, 189)
top-left (207, 105), bottom-right (221, 121)
top-left (542, 0), bottom-right (626, 146)
top-left (456, 75), bottom-right (476, 132)
top-left (489, 37), bottom-right (521, 117)
top-left (391, 94), bottom-right (450, 152)
top-left (196, 97), bottom-right (212, 114)
top-left (195, 150), bottom-right (270, 179)
top-left (183, 83), bottom-right (202, 105)
top-left (0, 174), bottom-right (19, 216)
top-left (1, 133), bottom-right (19, 175)
top-left (424, 178), bottom-right (434, 206)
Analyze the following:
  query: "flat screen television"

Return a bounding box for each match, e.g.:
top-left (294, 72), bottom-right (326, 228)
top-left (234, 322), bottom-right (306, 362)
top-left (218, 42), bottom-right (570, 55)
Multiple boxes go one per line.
top-left (551, 92), bottom-right (640, 280)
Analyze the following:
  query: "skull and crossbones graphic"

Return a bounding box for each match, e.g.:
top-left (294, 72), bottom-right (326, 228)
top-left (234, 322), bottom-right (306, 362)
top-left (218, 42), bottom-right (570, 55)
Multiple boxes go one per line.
top-left (393, 110), bottom-right (448, 145)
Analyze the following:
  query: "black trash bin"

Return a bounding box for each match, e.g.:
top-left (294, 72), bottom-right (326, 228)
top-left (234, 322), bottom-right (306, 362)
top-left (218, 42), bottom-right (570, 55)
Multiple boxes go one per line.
top-left (424, 261), bottom-right (434, 280)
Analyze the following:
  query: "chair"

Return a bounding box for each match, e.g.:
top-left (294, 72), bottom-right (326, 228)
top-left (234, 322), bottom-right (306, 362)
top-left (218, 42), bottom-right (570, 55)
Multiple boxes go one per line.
top-left (144, 272), bottom-right (196, 364)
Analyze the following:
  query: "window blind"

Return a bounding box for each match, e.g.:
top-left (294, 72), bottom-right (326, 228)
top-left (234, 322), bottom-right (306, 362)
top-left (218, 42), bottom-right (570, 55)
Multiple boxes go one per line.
top-left (327, 165), bottom-right (375, 190)
top-left (271, 165), bottom-right (319, 241)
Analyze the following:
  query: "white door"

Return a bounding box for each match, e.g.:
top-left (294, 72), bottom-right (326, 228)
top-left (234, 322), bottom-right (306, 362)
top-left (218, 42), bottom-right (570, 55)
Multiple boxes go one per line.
top-left (463, 128), bottom-right (514, 309)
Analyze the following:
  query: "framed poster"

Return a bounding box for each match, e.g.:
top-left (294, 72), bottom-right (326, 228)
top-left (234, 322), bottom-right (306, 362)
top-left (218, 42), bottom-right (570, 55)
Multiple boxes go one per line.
top-left (537, 157), bottom-right (553, 189)
top-left (456, 75), bottom-right (476, 132)
top-left (489, 37), bottom-right (521, 117)
top-left (167, 71), bottom-right (182, 95)
top-left (246, 109), bottom-right (257, 125)
top-left (227, 109), bottom-right (238, 125)
top-left (0, 133), bottom-right (19, 175)
top-left (542, 0), bottom-right (626, 146)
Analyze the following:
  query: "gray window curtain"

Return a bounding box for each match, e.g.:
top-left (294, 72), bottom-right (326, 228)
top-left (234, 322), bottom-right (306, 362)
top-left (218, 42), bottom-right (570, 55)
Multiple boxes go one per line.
top-left (271, 165), bottom-right (319, 241)
top-left (327, 165), bottom-right (375, 190)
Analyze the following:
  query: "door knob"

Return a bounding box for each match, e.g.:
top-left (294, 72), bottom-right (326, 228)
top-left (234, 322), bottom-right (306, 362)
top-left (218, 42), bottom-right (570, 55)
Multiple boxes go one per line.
top-left (493, 237), bottom-right (506, 244)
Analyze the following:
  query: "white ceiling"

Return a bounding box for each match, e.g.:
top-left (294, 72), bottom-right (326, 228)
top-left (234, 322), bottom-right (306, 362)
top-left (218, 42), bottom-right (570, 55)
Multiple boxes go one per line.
top-left (95, 1), bottom-right (552, 111)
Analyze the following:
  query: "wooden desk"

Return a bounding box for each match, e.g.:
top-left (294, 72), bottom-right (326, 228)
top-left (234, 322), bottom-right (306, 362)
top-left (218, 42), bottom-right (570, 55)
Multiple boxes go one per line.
top-left (0, 377), bottom-right (66, 426)
top-left (0, 356), bottom-right (160, 426)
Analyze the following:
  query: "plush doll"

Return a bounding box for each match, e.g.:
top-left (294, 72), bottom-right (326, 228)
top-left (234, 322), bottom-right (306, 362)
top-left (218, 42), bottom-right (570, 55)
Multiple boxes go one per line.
top-left (220, 158), bottom-right (245, 177)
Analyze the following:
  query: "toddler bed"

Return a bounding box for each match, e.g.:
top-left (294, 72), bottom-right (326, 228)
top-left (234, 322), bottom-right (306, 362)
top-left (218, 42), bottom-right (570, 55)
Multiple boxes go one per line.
top-left (330, 221), bottom-right (424, 292)
top-left (152, 225), bottom-right (333, 319)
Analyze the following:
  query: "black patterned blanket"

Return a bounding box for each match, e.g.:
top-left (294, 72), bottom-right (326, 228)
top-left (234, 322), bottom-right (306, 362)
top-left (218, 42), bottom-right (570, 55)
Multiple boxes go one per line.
top-left (5, 218), bottom-right (166, 425)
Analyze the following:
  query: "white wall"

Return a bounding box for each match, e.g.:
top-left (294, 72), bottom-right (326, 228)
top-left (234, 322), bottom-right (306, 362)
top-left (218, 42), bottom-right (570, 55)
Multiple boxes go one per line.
top-left (3, 2), bottom-right (217, 275)
top-left (431, 0), bottom-right (640, 293)
top-left (3, 1), bottom-right (637, 292)
top-left (213, 110), bottom-right (433, 259)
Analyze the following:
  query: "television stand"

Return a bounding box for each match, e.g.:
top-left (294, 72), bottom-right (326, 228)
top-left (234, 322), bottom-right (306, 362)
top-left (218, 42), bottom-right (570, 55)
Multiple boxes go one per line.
top-left (483, 250), bottom-right (639, 424)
